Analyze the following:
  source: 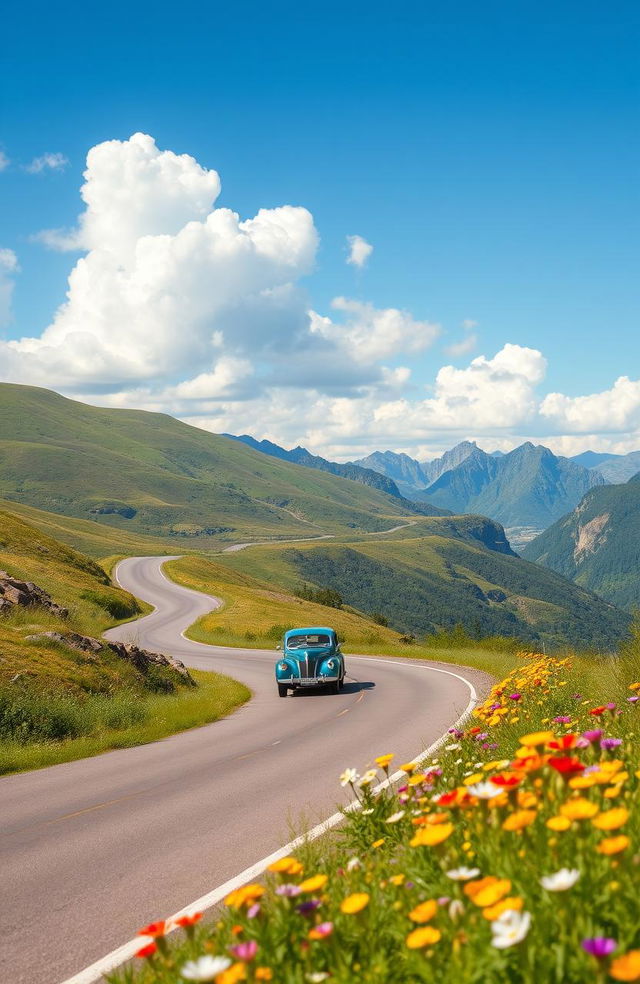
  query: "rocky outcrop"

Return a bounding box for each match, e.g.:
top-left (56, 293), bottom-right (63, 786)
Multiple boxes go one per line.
top-left (0, 571), bottom-right (68, 618)
top-left (28, 630), bottom-right (195, 686)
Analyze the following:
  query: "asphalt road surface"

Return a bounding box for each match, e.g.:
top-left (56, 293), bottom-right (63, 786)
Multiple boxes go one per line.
top-left (1, 556), bottom-right (489, 984)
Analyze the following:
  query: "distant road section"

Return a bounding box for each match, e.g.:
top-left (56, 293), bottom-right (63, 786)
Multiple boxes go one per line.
top-left (0, 556), bottom-right (486, 984)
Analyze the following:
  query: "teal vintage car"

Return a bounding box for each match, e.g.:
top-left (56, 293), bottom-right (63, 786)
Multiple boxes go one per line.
top-left (275, 626), bottom-right (345, 697)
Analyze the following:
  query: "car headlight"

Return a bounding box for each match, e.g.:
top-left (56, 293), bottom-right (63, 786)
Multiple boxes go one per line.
top-left (278, 662), bottom-right (288, 671)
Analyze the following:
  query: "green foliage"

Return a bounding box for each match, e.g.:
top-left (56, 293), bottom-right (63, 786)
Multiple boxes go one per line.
top-left (370, 612), bottom-right (389, 627)
top-left (80, 588), bottom-right (140, 620)
top-left (293, 582), bottom-right (343, 609)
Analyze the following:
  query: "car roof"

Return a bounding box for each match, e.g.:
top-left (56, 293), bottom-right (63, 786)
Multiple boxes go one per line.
top-left (284, 626), bottom-right (335, 638)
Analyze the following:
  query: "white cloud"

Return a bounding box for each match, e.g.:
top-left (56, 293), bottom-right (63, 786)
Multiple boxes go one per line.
top-left (0, 248), bottom-right (19, 327)
top-left (346, 234), bottom-right (373, 268)
top-left (445, 333), bottom-right (478, 357)
top-left (25, 152), bottom-right (69, 174)
top-left (461, 318), bottom-right (478, 331)
top-left (540, 376), bottom-right (640, 433)
top-left (310, 297), bottom-right (440, 363)
top-left (0, 151), bottom-right (9, 172)
top-left (5, 133), bottom-right (318, 388)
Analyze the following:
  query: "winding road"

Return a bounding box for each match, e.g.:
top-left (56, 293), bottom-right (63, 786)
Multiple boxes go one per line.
top-left (0, 556), bottom-right (488, 984)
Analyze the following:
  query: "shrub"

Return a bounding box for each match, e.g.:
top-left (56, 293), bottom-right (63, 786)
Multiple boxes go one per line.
top-left (80, 589), bottom-right (140, 620)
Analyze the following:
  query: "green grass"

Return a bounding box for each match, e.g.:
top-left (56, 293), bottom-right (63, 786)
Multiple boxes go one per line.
top-left (0, 669), bottom-right (250, 775)
top-left (0, 383), bottom-right (418, 542)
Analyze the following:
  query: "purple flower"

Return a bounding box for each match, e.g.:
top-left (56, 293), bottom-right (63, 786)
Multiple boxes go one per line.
top-left (229, 940), bottom-right (258, 961)
top-left (437, 896), bottom-right (450, 905)
top-left (606, 703), bottom-right (616, 711)
top-left (311, 921), bottom-right (334, 938)
top-left (508, 693), bottom-right (521, 701)
top-left (296, 899), bottom-right (322, 914)
top-left (581, 729), bottom-right (603, 744)
top-left (276, 883), bottom-right (301, 897)
top-left (490, 703), bottom-right (502, 711)
top-left (554, 716), bottom-right (572, 724)
top-left (582, 937), bottom-right (617, 959)
top-left (474, 732), bottom-right (488, 741)
top-left (247, 902), bottom-right (261, 918)
top-left (601, 738), bottom-right (622, 751)
top-left (628, 696), bottom-right (639, 703)
top-left (572, 693), bottom-right (583, 700)
top-left (405, 881), bottom-right (415, 889)
top-left (448, 728), bottom-right (464, 738)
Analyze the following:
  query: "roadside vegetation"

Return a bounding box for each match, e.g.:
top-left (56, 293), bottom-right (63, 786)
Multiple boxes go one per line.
top-left (109, 632), bottom-right (640, 984)
top-left (0, 510), bottom-right (249, 775)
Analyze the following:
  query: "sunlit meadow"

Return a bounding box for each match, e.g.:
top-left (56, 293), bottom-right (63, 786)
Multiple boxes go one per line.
top-left (110, 648), bottom-right (640, 984)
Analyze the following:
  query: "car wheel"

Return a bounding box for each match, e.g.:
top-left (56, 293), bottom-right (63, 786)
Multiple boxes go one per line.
top-left (278, 684), bottom-right (288, 698)
top-left (330, 680), bottom-right (340, 695)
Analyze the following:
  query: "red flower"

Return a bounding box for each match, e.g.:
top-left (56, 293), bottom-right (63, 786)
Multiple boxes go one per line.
top-left (137, 920), bottom-right (167, 938)
top-left (589, 707), bottom-right (607, 716)
top-left (175, 912), bottom-right (203, 928)
top-left (490, 773), bottom-right (522, 787)
top-left (135, 942), bottom-right (157, 959)
top-left (548, 734), bottom-right (578, 750)
top-left (548, 756), bottom-right (584, 775)
top-left (468, 727), bottom-right (482, 735)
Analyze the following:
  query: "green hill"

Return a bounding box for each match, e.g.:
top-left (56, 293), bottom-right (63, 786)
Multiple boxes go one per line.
top-left (522, 474), bottom-right (640, 611)
top-left (0, 384), bottom-right (420, 542)
top-left (216, 523), bottom-right (630, 651)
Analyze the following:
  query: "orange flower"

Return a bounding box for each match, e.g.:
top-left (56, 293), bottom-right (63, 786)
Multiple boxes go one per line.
top-left (560, 798), bottom-right (599, 821)
top-left (372, 838), bottom-right (385, 849)
top-left (546, 815), bottom-right (571, 831)
top-left (408, 899), bottom-right (437, 923)
top-left (268, 856), bottom-right (303, 876)
top-left (502, 809), bottom-right (537, 832)
top-left (217, 964), bottom-right (247, 984)
top-left (406, 926), bottom-right (441, 949)
top-left (299, 875), bottom-right (328, 893)
top-left (547, 734), bottom-right (578, 750)
top-left (135, 942), bottom-right (157, 959)
top-left (255, 970), bottom-right (273, 981)
top-left (225, 885), bottom-right (265, 908)
top-left (610, 950), bottom-right (640, 981)
top-left (482, 896), bottom-right (523, 921)
top-left (137, 921), bottom-right (167, 938)
top-left (596, 835), bottom-right (630, 855)
top-left (341, 892), bottom-right (370, 914)
top-left (490, 773), bottom-right (522, 788)
top-left (410, 822), bottom-right (454, 847)
top-left (465, 877), bottom-right (511, 908)
top-left (592, 808), bottom-right (629, 831)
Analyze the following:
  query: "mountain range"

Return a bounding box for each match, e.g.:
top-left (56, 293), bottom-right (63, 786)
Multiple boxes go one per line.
top-left (522, 472), bottom-right (640, 612)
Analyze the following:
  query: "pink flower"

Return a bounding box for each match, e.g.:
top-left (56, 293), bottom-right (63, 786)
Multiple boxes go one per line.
top-left (229, 940), bottom-right (258, 961)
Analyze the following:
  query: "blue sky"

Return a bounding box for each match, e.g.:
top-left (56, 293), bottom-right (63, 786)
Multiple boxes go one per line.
top-left (0, 1), bottom-right (638, 458)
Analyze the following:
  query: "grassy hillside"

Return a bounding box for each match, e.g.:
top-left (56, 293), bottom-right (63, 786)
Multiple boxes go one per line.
top-left (169, 517), bottom-right (629, 651)
top-left (0, 383), bottom-right (418, 541)
top-left (523, 474), bottom-right (640, 611)
top-left (0, 509), bottom-right (248, 773)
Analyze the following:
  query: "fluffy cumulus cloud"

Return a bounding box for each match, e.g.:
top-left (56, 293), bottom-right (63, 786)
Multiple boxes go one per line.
top-left (346, 234), bottom-right (373, 268)
top-left (25, 152), bottom-right (69, 174)
top-left (2, 132), bottom-right (639, 459)
top-left (0, 248), bottom-right (19, 327)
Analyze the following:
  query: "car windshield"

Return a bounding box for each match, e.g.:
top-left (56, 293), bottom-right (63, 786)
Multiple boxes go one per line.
top-left (287, 633), bottom-right (331, 649)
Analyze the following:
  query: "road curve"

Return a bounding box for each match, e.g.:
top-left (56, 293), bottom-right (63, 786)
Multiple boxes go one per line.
top-left (0, 556), bottom-right (488, 984)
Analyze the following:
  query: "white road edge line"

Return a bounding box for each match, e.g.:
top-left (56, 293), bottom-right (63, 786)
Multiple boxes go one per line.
top-left (63, 558), bottom-right (479, 984)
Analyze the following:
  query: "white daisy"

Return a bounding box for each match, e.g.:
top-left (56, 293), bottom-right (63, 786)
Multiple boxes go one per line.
top-left (540, 868), bottom-right (580, 892)
top-left (339, 767), bottom-right (359, 786)
top-left (181, 955), bottom-right (232, 980)
top-left (446, 866), bottom-right (481, 881)
top-left (491, 910), bottom-right (532, 949)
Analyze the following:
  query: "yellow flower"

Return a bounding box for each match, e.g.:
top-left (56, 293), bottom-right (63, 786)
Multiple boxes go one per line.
top-left (255, 970), bottom-right (273, 981)
top-left (465, 877), bottom-right (511, 907)
top-left (559, 798), bottom-right (599, 821)
top-left (408, 899), bottom-right (438, 923)
top-left (502, 809), bottom-right (537, 832)
top-left (299, 875), bottom-right (328, 893)
top-left (546, 815), bottom-right (571, 832)
top-left (569, 775), bottom-right (598, 790)
top-left (267, 856), bottom-right (303, 876)
top-left (629, 682), bottom-right (640, 691)
top-left (482, 896), bottom-right (523, 921)
top-left (341, 892), bottom-right (370, 914)
top-left (406, 926), bottom-right (441, 949)
top-left (390, 874), bottom-right (406, 886)
top-left (519, 730), bottom-right (555, 747)
top-left (596, 835), bottom-right (630, 856)
top-left (224, 884), bottom-right (265, 908)
top-left (410, 823), bottom-right (454, 847)
top-left (400, 762), bottom-right (418, 773)
top-left (408, 773), bottom-right (426, 786)
top-left (610, 950), bottom-right (640, 981)
top-left (592, 808), bottom-right (629, 831)
top-left (463, 773), bottom-right (484, 786)
top-left (374, 754), bottom-right (395, 768)
top-left (372, 838), bottom-right (385, 849)
top-left (217, 964), bottom-right (247, 984)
